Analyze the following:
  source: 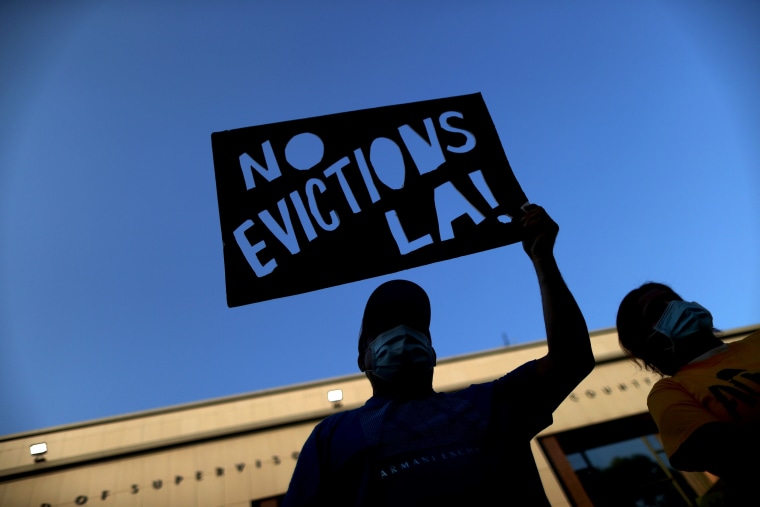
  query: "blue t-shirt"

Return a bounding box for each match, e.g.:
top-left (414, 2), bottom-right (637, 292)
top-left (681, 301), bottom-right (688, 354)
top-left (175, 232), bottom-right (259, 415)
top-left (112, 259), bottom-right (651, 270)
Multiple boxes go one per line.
top-left (283, 361), bottom-right (553, 507)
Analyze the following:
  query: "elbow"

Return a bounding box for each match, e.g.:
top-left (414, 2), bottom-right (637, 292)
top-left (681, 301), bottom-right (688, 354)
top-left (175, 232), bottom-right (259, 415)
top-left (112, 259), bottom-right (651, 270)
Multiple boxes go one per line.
top-left (570, 348), bottom-right (595, 383)
top-left (581, 350), bottom-right (596, 376)
top-left (571, 358), bottom-right (595, 385)
top-left (549, 349), bottom-right (595, 385)
top-left (578, 332), bottom-right (595, 374)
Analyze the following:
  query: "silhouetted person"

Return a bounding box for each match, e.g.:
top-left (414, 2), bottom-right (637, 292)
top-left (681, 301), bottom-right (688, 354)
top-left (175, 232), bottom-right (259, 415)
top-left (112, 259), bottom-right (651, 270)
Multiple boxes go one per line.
top-left (282, 205), bottom-right (594, 506)
top-left (617, 282), bottom-right (760, 506)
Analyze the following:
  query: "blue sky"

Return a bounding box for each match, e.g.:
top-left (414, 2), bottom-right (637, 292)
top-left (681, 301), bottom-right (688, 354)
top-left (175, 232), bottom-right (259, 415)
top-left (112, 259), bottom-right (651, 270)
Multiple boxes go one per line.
top-left (1, 1), bottom-right (758, 437)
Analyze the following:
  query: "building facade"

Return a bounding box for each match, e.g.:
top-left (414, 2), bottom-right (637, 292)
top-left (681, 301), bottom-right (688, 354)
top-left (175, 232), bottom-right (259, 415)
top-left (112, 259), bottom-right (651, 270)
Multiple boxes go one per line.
top-left (1, 324), bottom-right (757, 507)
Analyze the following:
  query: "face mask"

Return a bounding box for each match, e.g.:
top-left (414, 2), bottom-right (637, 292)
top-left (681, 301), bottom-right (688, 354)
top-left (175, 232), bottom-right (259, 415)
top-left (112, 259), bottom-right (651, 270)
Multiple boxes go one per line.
top-left (652, 301), bottom-right (713, 345)
top-left (366, 325), bottom-right (436, 382)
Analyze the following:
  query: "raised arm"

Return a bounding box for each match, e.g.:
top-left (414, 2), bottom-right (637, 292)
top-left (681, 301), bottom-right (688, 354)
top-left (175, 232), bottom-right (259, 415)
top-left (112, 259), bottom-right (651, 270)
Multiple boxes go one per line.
top-left (521, 205), bottom-right (594, 409)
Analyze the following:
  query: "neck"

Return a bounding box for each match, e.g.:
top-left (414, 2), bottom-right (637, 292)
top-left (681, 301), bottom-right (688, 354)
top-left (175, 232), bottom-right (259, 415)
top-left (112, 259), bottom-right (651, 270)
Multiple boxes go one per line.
top-left (368, 371), bottom-right (434, 400)
top-left (673, 331), bottom-right (724, 371)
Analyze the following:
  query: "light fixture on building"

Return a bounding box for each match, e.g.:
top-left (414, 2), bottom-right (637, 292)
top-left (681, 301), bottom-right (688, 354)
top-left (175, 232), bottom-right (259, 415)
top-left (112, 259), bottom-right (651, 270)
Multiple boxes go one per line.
top-left (30, 442), bottom-right (47, 463)
top-left (327, 389), bottom-right (343, 408)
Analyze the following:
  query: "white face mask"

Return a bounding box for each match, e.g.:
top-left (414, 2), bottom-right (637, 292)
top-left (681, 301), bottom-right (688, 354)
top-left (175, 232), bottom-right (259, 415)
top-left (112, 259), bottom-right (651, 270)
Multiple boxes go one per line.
top-left (366, 325), bottom-right (436, 382)
top-left (652, 300), bottom-right (714, 346)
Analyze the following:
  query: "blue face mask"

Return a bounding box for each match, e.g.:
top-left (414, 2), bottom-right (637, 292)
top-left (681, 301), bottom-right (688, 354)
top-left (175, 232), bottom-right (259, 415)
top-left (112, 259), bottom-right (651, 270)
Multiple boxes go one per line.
top-left (652, 300), bottom-right (713, 345)
top-left (366, 325), bottom-right (436, 382)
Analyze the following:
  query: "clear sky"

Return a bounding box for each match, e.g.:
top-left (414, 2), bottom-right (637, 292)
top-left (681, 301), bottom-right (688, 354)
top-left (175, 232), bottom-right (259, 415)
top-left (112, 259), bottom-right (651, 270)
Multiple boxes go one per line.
top-left (1, 1), bottom-right (758, 437)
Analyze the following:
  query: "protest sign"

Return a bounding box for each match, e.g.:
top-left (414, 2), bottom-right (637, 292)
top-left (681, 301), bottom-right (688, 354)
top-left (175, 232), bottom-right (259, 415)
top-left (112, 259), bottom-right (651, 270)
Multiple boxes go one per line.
top-left (211, 93), bottom-right (528, 307)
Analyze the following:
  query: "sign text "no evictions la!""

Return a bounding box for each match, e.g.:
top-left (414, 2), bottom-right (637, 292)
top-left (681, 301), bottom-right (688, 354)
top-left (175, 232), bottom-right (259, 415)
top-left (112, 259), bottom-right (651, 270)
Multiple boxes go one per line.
top-left (210, 93), bottom-right (528, 307)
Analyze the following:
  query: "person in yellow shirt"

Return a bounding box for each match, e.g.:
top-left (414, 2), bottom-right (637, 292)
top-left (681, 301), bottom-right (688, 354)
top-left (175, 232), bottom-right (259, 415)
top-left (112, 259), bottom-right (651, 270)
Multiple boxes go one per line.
top-left (617, 282), bottom-right (760, 505)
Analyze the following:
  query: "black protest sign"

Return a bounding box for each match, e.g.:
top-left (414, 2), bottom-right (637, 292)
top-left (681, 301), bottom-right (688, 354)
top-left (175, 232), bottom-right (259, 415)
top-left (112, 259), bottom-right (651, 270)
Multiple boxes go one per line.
top-left (211, 93), bottom-right (528, 307)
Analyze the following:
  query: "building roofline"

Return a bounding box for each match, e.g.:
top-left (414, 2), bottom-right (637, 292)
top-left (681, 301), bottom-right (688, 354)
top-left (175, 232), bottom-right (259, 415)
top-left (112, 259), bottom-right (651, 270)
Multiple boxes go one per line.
top-left (3, 323), bottom-right (757, 442)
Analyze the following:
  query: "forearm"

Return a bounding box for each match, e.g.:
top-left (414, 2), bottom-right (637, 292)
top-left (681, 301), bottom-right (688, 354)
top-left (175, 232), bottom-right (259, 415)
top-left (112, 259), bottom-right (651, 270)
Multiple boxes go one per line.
top-left (518, 204), bottom-right (593, 398)
top-left (533, 253), bottom-right (594, 376)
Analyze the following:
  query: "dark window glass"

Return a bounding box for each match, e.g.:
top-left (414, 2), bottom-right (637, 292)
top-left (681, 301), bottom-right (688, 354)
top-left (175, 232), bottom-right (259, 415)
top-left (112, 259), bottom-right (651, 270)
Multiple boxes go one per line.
top-left (567, 435), bottom-right (697, 507)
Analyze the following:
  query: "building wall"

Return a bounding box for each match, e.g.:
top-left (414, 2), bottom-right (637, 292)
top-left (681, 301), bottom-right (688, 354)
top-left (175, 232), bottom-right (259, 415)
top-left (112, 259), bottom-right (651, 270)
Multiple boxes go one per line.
top-left (1, 324), bottom-right (756, 507)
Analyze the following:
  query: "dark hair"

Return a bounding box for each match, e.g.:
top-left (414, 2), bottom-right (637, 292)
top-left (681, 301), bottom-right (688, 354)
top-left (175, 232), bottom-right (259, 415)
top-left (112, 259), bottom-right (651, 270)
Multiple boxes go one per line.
top-left (616, 282), bottom-right (683, 376)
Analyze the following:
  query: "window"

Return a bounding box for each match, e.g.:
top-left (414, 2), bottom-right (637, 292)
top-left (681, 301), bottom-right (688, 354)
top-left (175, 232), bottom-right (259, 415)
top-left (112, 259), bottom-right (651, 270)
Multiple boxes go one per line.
top-left (251, 494), bottom-right (285, 507)
top-left (540, 414), bottom-right (715, 507)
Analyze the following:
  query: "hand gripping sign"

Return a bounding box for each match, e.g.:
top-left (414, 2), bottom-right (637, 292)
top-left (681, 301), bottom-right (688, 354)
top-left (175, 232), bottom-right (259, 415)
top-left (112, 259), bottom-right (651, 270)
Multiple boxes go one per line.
top-left (211, 93), bottom-right (528, 307)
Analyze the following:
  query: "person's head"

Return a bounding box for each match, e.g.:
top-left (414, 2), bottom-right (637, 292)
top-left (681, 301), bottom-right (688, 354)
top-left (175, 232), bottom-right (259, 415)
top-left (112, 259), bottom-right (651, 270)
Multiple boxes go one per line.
top-left (617, 282), bottom-right (716, 376)
top-left (357, 280), bottom-right (436, 394)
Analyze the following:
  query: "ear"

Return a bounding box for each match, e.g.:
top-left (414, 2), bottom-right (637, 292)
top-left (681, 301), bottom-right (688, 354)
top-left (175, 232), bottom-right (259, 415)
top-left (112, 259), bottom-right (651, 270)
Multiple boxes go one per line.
top-left (358, 348), bottom-right (372, 372)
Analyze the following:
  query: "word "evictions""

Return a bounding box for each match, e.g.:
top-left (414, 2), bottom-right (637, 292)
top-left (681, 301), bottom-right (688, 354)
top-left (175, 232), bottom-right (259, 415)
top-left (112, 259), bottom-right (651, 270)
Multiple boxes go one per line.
top-left (234, 111), bottom-right (508, 278)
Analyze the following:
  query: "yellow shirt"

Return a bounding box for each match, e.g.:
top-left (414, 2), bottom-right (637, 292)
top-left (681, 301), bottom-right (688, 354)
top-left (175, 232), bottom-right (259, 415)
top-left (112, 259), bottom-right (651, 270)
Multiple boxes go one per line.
top-left (647, 330), bottom-right (760, 458)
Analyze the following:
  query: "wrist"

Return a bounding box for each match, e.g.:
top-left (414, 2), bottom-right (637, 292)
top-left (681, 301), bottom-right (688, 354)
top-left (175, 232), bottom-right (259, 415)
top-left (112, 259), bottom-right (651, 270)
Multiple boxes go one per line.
top-left (530, 252), bottom-right (556, 265)
top-left (532, 253), bottom-right (561, 279)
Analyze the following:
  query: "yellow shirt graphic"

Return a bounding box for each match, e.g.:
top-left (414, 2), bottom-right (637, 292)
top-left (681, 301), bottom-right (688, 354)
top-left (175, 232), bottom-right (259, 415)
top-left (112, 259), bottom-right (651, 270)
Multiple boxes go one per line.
top-left (647, 330), bottom-right (760, 458)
